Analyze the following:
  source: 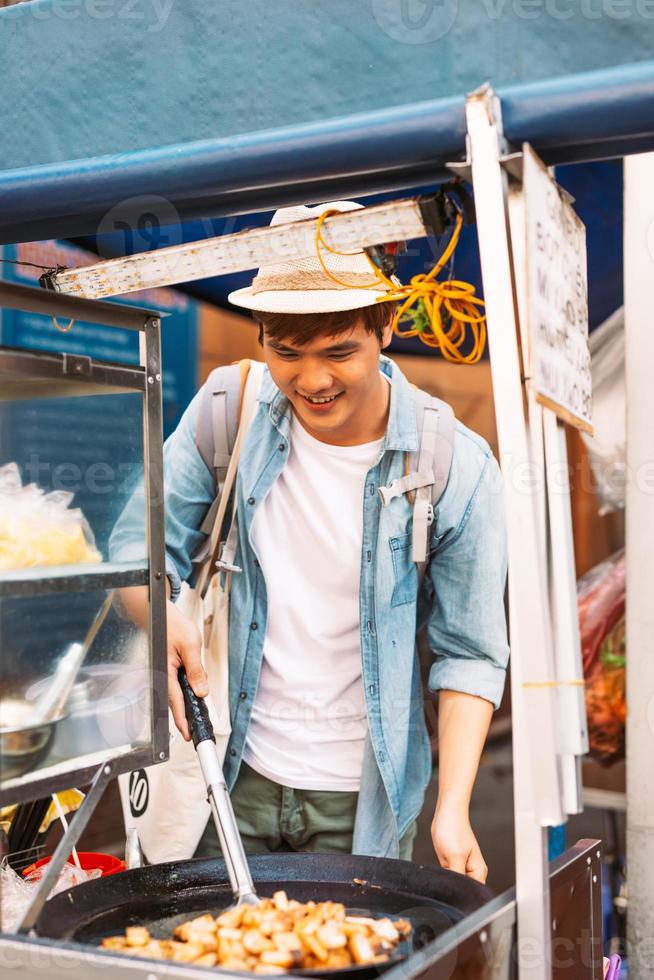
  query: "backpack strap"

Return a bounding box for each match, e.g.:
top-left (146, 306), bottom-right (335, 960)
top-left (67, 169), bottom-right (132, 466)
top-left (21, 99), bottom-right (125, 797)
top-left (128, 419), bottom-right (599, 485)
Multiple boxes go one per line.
top-left (196, 362), bottom-right (249, 537)
top-left (378, 388), bottom-right (455, 564)
top-left (410, 388), bottom-right (456, 561)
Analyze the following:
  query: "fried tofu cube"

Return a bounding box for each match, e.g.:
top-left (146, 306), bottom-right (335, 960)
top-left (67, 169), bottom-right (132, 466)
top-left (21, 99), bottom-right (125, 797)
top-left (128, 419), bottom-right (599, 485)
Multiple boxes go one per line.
top-left (302, 934), bottom-right (329, 962)
top-left (272, 890), bottom-right (289, 911)
top-left (168, 941), bottom-right (207, 963)
top-left (324, 948), bottom-right (353, 969)
top-left (101, 937), bottom-right (128, 952)
top-left (373, 917), bottom-right (400, 942)
top-left (242, 929), bottom-right (275, 955)
top-left (317, 924), bottom-right (348, 949)
top-left (194, 952), bottom-right (218, 967)
top-left (125, 927), bottom-right (150, 947)
top-left (259, 948), bottom-right (295, 968)
top-left (273, 931), bottom-right (302, 953)
top-left (349, 933), bottom-right (376, 964)
top-left (216, 906), bottom-right (245, 929)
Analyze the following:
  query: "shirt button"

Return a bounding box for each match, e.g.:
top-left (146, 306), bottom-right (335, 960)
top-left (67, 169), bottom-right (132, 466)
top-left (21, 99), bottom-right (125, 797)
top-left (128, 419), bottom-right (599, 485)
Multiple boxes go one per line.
top-left (369, 684), bottom-right (376, 695)
top-left (278, 443), bottom-right (285, 451)
top-left (229, 748), bottom-right (237, 757)
top-left (253, 558), bottom-right (260, 568)
top-left (239, 691), bottom-right (247, 700)
top-left (247, 496), bottom-right (255, 505)
top-left (250, 621), bottom-right (258, 631)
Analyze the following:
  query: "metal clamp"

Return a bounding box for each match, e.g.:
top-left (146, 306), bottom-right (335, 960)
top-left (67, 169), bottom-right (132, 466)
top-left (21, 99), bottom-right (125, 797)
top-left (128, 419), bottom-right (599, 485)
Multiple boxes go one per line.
top-left (62, 353), bottom-right (92, 377)
top-left (378, 472), bottom-right (433, 507)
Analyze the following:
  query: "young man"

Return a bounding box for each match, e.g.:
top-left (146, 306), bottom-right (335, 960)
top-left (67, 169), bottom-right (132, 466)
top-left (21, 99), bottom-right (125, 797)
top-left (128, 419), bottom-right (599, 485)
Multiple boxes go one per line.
top-left (112, 201), bottom-right (509, 881)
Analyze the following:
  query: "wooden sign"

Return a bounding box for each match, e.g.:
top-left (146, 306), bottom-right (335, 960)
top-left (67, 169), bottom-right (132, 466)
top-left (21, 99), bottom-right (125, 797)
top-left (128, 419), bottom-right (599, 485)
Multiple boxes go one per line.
top-left (523, 145), bottom-right (593, 434)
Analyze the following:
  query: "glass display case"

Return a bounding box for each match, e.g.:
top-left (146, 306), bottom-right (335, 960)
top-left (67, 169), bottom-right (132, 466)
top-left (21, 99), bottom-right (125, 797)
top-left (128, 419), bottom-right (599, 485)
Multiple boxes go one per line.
top-left (0, 281), bottom-right (168, 810)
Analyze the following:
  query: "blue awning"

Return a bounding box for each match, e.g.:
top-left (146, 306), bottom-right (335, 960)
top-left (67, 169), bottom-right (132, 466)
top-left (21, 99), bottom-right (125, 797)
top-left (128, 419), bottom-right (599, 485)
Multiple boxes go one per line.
top-left (0, 58), bottom-right (652, 245)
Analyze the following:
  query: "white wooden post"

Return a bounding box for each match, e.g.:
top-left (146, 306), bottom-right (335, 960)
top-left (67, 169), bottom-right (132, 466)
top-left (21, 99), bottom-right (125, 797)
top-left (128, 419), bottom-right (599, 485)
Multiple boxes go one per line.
top-left (465, 87), bottom-right (561, 978)
top-left (624, 151), bottom-right (654, 973)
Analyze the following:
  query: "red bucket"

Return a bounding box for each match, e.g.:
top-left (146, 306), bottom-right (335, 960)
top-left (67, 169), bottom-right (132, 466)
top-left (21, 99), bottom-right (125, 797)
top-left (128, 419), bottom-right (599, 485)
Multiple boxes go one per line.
top-left (23, 851), bottom-right (126, 879)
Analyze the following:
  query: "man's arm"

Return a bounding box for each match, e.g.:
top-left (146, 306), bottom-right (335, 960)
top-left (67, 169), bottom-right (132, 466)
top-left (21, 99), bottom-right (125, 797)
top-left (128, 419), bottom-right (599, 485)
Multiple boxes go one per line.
top-left (110, 385), bottom-right (217, 739)
top-left (424, 432), bottom-right (509, 882)
top-left (431, 690), bottom-right (493, 883)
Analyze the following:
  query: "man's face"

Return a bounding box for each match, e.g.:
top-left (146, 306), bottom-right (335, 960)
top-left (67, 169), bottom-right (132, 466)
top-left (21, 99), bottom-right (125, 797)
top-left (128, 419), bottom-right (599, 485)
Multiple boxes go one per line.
top-left (262, 316), bottom-right (393, 445)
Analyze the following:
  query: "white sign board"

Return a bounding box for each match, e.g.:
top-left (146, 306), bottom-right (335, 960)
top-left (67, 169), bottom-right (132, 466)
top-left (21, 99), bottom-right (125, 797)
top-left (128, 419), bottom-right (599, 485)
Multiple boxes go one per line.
top-left (524, 144), bottom-right (593, 434)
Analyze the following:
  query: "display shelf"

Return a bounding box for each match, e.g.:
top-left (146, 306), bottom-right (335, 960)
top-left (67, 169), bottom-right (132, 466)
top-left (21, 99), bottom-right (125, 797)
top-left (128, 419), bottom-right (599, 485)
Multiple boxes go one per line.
top-left (0, 283), bottom-right (168, 813)
top-left (0, 345), bottom-right (146, 401)
top-left (0, 560), bottom-right (149, 598)
top-left (0, 742), bottom-right (163, 809)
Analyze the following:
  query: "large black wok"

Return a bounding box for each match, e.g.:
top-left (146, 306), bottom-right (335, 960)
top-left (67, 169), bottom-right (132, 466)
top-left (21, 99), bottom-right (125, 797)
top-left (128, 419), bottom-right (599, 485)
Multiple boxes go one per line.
top-left (37, 852), bottom-right (491, 976)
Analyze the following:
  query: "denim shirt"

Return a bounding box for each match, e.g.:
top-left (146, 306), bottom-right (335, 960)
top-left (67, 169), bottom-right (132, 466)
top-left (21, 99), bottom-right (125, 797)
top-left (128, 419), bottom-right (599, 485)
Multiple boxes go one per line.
top-left (110, 356), bottom-right (509, 858)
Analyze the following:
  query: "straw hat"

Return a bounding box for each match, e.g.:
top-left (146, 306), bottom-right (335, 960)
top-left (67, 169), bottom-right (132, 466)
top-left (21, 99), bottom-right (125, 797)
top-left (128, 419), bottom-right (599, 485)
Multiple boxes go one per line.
top-left (228, 201), bottom-right (388, 314)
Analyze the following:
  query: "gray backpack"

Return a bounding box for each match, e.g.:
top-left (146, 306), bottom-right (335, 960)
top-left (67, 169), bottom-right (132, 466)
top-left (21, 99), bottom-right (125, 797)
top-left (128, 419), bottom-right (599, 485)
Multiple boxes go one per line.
top-left (194, 362), bottom-right (456, 575)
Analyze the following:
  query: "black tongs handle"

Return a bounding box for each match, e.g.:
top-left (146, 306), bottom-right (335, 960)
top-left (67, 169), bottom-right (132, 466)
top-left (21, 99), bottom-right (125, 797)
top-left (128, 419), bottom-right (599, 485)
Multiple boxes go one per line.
top-left (178, 667), bottom-right (215, 748)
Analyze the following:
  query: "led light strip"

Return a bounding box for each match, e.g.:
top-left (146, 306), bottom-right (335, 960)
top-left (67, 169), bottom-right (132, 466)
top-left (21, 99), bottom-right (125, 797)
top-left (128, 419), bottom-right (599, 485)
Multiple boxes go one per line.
top-left (49, 199), bottom-right (428, 300)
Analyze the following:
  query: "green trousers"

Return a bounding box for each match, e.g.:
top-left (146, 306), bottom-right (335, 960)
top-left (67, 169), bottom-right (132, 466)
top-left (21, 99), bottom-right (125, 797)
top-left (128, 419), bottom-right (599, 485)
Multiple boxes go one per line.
top-left (194, 762), bottom-right (416, 860)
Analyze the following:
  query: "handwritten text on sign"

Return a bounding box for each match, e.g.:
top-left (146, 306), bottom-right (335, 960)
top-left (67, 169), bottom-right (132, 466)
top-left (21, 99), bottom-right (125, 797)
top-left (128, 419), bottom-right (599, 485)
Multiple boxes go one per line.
top-left (524, 145), bottom-right (592, 434)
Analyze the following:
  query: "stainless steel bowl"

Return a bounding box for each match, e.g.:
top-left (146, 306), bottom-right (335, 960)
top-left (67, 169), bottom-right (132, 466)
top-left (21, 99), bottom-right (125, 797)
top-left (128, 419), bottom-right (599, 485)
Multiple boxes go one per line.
top-left (0, 698), bottom-right (67, 782)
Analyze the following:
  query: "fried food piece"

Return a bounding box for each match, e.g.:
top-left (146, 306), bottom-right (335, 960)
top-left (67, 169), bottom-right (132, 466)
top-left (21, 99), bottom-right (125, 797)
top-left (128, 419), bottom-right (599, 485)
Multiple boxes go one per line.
top-left (349, 932), bottom-right (376, 964)
top-left (324, 948), bottom-right (353, 969)
top-left (101, 937), bottom-right (129, 952)
top-left (99, 890), bottom-right (411, 971)
top-left (272, 931), bottom-right (302, 953)
top-left (194, 952), bottom-right (218, 967)
top-left (317, 923), bottom-right (348, 950)
top-left (243, 929), bottom-right (276, 955)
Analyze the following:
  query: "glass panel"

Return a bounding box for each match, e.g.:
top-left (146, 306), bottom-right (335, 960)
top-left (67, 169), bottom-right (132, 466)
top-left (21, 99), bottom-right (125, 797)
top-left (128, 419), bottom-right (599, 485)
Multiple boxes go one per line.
top-left (0, 392), bottom-right (145, 571)
top-left (0, 588), bottom-right (151, 789)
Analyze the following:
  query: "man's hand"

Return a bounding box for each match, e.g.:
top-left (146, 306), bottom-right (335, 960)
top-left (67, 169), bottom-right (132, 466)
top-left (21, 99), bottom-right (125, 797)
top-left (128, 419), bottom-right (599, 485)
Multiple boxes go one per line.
top-left (165, 599), bottom-right (208, 742)
top-left (431, 802), bottom-right (488, 884)
top-left (116, 585), bottom-right (209, 742)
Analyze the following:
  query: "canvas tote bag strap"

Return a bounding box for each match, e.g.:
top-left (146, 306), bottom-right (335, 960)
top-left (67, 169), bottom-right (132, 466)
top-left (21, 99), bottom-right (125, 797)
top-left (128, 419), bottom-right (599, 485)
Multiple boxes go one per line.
top-left (196, 360), bottom-right (264, 597)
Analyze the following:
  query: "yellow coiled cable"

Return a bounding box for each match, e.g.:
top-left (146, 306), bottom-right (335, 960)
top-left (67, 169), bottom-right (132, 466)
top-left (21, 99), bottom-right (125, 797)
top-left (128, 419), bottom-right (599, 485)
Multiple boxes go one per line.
top-left (315, 208), bottom-right (487, 364)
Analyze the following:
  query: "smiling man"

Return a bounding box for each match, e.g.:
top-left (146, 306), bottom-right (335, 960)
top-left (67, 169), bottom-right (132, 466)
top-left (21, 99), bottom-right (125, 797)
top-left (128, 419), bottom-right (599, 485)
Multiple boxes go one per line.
top-left (112, 201), bottom-right (509, 880)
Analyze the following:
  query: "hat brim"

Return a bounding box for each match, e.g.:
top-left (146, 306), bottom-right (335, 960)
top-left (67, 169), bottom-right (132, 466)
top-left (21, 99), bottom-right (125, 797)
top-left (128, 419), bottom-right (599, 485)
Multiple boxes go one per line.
top-left (228, 287), bottom-right (389, 314)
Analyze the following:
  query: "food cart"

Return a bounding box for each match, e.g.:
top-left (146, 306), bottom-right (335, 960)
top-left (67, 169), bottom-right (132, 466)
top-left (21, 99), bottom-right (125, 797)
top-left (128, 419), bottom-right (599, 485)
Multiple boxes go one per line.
top-left (2, 9), bottom-right (654, 972)
top-left (2, 95), bottom-right (610, 978)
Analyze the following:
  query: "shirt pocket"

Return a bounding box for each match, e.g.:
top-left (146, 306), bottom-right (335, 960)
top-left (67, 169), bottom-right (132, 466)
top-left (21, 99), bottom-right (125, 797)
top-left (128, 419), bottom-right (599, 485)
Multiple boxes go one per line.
top-left (389, 533), bottom-right (418, 608)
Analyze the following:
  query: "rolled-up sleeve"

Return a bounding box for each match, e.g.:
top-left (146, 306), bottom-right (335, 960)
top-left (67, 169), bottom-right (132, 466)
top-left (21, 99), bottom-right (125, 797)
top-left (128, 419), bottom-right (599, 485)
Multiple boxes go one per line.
top-left (109, 388), bottom-right (216, 602)
top-left (425, 437), bottom-right (509, 709)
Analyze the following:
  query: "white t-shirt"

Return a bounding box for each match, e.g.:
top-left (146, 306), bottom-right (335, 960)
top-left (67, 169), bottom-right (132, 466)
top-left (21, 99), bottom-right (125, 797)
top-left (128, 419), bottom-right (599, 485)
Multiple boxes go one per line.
top-left (244, 410), bottom-right (384, 792)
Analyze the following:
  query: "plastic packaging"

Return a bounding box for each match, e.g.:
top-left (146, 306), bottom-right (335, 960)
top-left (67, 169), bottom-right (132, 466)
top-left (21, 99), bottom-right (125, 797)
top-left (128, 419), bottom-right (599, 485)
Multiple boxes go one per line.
top-left (0, 462), bottom-right (100, 569)
top-left (580, 307), bottom-right (625, 514)
top-left (0, 860), bottom-right (101, 933)
top-left (578, 551), bottom-right (626, 765)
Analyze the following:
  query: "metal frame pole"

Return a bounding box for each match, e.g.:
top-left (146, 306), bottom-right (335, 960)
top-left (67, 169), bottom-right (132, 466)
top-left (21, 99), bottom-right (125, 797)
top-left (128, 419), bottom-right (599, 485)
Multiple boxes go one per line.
top-left (140, 317), bottom-right (169, 764)
top-left (465, 86), bottom-right (560, 977)
top-left (624, 151), bottom-right (654, 972)
top-left (15, 762), bottom-right (113, 934)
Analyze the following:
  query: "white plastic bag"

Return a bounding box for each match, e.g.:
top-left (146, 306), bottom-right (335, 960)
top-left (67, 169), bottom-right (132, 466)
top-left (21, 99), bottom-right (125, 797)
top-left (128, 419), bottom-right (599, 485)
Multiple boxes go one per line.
top-left (0, 462), bottom-right (100, 569)
top-left (580, 307), bottom-right (625, 514)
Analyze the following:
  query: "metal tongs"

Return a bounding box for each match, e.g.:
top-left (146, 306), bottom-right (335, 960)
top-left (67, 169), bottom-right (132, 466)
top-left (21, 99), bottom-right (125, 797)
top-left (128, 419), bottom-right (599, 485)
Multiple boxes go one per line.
top-left (178, 668), bottom-right (260, 907)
